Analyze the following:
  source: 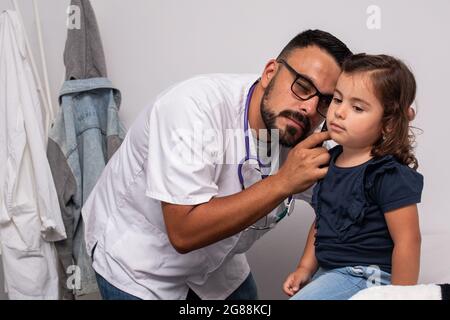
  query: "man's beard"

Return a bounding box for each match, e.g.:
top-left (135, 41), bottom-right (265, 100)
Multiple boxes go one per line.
top-left (260, 81), bottom-right (312, 148)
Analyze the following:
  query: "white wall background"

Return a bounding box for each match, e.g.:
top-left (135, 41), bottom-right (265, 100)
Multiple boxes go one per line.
top-left (0, 0), bottom-right (449, 299)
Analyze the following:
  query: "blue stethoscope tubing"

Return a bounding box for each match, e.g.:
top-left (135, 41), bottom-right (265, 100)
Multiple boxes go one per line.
top-left (238, 81), bottom-right (293, 209)
top-left (237, 82), bottom-right (268, 188)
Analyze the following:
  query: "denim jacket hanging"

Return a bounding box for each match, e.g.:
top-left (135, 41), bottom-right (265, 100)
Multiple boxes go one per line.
top-left (47, 78), bottom-right (125, 297)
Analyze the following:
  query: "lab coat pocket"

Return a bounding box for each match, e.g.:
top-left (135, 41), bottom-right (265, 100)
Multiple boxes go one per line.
top-left (1, 244), bottom-right (49, 299)
top-left (0, 202), bottom-right (42, 251)
top-left (0, 202), bottom-right (50, 298)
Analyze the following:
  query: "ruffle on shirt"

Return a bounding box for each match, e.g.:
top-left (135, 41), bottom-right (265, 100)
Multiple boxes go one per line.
top-left (312, 148), bottom-right (400, 242)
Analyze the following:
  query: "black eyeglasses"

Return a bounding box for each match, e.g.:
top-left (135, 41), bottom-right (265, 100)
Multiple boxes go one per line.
top-left (277, 59), bottom-right (333, 118)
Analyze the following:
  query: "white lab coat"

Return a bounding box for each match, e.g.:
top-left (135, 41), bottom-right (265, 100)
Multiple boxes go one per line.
top-left (0, 10), bottom-right (66, 300)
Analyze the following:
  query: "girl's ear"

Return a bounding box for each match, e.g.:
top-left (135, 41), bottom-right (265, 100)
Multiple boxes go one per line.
top-left (408, 107), bottom-right (416, 121)
top-left (382, 117), bottom-right (395, 139)
top-left (260, 59), bottom-right (278, 89)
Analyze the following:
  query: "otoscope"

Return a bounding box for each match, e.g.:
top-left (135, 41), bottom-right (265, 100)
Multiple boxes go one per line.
top-left (315, 121), bottom-right (328, 148)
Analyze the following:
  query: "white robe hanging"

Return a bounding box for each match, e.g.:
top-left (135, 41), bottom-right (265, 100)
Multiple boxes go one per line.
top-left (0, 10), bottom-right (66, 300)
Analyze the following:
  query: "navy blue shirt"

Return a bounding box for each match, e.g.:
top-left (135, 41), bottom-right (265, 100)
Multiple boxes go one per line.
top-left (312, 146), bottom-right (423, 273)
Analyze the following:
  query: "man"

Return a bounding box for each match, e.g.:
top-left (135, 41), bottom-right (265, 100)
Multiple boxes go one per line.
top-left (82, 29), bottom-right (352, 300)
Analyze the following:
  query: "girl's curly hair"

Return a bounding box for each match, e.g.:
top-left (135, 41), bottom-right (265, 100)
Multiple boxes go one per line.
top-left (342, 53), bottom-right (419, 169)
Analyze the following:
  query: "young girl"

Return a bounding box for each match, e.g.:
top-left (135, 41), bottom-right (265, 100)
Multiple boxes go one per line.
top-left (283, 54), bottom-right (423, 300)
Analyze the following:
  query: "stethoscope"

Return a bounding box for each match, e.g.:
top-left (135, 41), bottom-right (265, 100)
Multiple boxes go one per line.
top-left (238, 81), bottom-right (295, 230)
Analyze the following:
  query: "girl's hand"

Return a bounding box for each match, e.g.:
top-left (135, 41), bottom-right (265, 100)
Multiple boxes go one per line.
top-left (282, 267), bottom-right (314, 297)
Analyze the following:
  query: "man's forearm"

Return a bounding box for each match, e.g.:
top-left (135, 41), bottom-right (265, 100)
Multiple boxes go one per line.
top-left (165, 174), bottom-right (291, 253)
top-left (163, 131), bottom-right (331, 253)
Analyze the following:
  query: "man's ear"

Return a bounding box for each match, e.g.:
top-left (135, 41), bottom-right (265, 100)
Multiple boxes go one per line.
top-left (260, 59), bottom-right (278, 89)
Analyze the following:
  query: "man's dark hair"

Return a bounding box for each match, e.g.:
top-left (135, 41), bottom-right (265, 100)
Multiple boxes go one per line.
top-left (278, 29), bottom-right (352, 66)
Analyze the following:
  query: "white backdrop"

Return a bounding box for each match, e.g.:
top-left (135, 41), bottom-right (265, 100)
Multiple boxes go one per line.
top-left (0, 0), bottom-right (449, 299)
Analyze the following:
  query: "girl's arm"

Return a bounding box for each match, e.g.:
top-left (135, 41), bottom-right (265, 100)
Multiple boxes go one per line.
top-left (297, 221), bottom-right (319, 273)
top-left (283, 221), bottom-right (319, 296)
top-left (385, 204), bottom-right (421, 285)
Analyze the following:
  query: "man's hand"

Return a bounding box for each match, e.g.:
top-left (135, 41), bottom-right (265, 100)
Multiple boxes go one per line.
top-left (283, 267), bottom-right (314, 297)
top-left (276, 131), bottom-right (331, 195)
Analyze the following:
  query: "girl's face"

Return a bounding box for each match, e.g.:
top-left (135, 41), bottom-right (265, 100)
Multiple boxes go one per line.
top-left (326, 72), bottom-right (384, 149)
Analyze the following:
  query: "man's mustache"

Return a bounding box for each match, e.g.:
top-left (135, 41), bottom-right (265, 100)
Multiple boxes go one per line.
top-left (278, 110), bottom-right (311, 133)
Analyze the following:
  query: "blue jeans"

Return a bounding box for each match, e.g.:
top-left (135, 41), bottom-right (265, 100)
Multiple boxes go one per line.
top-left (290, 266), bottom-right (391, 300)
top-left (95, 272), bottom-right (258, 300)
top-left (95, 272), bottom-right (142, 300)
top-left (186, 273), bottom-right (258, 300)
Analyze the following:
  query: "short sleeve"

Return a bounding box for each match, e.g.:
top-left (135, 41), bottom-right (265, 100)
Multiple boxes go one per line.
top-left (145, 95), bottom-right (219, 205)
top-left (373, 164), bottom-right (424, 214)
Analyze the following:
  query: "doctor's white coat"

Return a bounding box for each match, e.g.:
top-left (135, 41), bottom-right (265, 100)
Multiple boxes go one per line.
top-left (0, 10), bottom-right (66, 300)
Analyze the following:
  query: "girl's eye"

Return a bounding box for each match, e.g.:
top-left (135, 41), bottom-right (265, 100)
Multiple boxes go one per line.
top-left (333, 97), bottom-right (342, 104)
top-left (353, 106), bottom-right (364, 112)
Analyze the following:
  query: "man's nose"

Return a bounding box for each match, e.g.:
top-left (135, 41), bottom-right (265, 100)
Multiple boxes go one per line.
top-left (299, 96), bottom-right (319, 116)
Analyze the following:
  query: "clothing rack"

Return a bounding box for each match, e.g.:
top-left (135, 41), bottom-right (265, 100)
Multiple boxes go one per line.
top-left (10, 0), bottom-right (54, 138)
